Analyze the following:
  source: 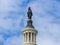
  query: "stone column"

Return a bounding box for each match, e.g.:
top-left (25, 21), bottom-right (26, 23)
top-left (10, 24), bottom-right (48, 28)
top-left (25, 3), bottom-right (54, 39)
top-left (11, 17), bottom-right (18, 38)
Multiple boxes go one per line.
top-left (31, 32), bottom-right (32, 43)
top-left (26, 33), bottom-right (27, 43)
top-left (34, 33), bottom-right (35, 43)
top-left (33, 33), bottom-right (34, 43)
top-left (28, 32), bottom-right (29, 43)
top-left (35, 33), bottom-right (36, 43)
top-left (25, 33), bottom-right (26, 43)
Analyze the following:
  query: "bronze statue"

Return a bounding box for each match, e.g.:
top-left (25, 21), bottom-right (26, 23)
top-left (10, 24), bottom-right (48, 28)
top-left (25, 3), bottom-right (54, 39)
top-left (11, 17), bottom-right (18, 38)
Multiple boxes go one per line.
top-left (26, 7), bottom-right (34, 28)
top-left (27, 7), bottom-right (32, 19)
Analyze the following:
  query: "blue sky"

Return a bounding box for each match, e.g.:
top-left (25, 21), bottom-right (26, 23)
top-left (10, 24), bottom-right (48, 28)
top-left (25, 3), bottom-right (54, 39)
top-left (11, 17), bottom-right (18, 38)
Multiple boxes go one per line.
top-left (0, 0), bottom-right (60, 45)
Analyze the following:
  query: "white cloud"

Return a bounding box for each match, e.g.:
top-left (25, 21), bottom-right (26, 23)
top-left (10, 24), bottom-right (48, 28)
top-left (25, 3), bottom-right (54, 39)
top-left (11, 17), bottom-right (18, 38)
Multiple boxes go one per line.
top-left (0, 35), bottom-right (4, 41)
top-left (0, 0), bottom-right (26, 12)
top-left (37, 37), bottom-right (55, 45)
top-left (0, 0), bottom-right (26, 31)
top-left (0, 15), bottom-right (23, 30)
top-left (4, 35), bottom-right (23, 45)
